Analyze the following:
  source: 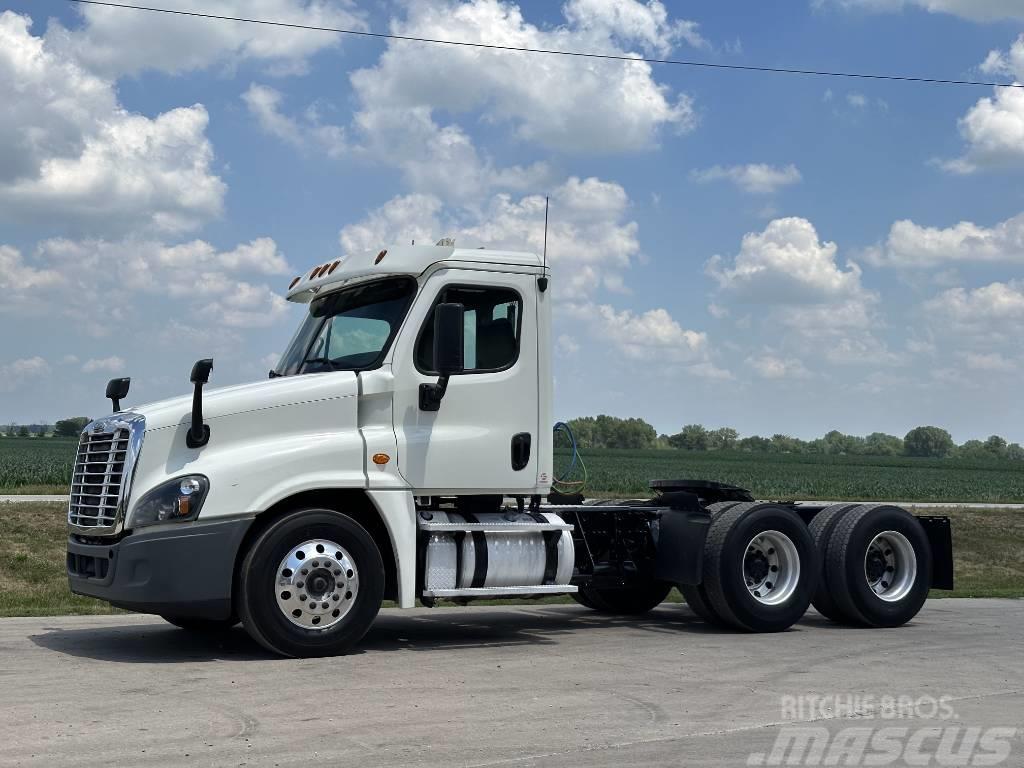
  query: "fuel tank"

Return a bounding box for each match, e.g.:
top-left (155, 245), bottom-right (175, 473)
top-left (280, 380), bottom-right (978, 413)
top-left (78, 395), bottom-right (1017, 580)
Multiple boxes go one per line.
top-left (422, 511), bottom-right (574, 592)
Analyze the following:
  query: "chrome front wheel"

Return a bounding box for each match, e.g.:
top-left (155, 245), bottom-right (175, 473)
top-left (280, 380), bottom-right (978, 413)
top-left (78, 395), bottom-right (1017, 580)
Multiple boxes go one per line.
top-left (275, 539), bottom-right (360, 630)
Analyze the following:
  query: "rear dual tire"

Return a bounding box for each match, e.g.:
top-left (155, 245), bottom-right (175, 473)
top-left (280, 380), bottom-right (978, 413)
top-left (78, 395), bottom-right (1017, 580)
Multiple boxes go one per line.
top-left (680, 501), bottom-right (741, 626)
top-left (816, 504), bottom-right (931, 628)
top-left (572, 580), bottom-right (672, 615)
top-left (699, 503), bottom-right (818, 632)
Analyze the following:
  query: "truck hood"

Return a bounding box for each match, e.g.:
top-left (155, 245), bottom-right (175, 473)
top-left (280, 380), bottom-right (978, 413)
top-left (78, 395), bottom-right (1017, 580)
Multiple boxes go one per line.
top-left (129, 372), bottom-right (360, 432)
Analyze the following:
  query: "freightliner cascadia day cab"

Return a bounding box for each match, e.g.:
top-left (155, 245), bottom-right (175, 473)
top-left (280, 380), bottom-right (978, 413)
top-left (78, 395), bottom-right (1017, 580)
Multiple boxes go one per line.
top-left (66, 243), bottom-right (954, 657)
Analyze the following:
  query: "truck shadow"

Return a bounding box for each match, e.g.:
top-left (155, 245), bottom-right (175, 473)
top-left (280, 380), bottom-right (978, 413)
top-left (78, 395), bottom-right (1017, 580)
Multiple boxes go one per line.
top-left (29, 605), bottom-right (836, 664)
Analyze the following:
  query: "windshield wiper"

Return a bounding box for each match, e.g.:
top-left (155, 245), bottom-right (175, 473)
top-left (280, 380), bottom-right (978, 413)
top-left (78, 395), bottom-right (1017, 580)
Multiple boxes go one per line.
top-left (301, 356), bottom-right (338, 371)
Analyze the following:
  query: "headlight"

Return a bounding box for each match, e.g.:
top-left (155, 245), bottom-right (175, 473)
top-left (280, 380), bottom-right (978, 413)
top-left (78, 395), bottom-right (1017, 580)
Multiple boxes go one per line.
top-left (130, 475), bottom-right (209, 529)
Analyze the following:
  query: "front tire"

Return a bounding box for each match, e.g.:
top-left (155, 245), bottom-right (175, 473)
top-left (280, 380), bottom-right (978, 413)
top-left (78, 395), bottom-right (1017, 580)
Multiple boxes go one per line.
top-left (238, 509), bottom-right (384, 657)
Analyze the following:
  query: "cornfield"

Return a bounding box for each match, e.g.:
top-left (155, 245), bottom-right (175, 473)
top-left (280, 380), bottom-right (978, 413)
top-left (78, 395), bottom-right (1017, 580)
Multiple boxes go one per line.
top-left (554, 448), bottom-right (1024, 503)
top-left (0, 439), bottom-right (77, 491)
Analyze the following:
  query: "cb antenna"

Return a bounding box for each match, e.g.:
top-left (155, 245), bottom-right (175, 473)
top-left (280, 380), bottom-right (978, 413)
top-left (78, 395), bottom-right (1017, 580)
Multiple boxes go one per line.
top-left (538, 195), bottom-right (549, 293)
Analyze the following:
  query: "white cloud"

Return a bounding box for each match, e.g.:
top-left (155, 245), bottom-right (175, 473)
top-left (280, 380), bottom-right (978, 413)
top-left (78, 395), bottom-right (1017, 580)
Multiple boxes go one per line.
top-left (242, 83), bottom-right (346, 158)
top-left (82, 356), bottom-right (126, 374)
top-left (562, 0), bottom-right (709, 53)
top-left (351, 105), bottom-right (548, 202)
top-left (48, 0), bottom-right (367, 78)
top-left (566, 302), bottom-right (707, 364)
top-left (747, 354), bottom-right (811, 379)
top-left (0, 357), bottom-right (50, 392)
top-left (0, 245), bottom-right (61, 301)
top-left (942, 37), bottom-right (1024, 174)
top-left (707, 302), bottom-right (729, 319)
top-left (0, 12), bottom-right (224, 235)
top-left (869, 211), bottom-right (1024, 268)
top-left (24, 237), bottom-right (293, 333)
top-left (980, 34), bottom-right (1024, 79)
top-left (708, 217), bottom-right (893, 369)
top-left (691, 163), bottom-right (802, 195)
top-left (964, 351), bottom-right (1016, 371)
top-left (349, 0), bottom-right (697, 156)
top-left (339, 194), bottom-right (444, 254)
top-left (339, 177), bottom-right (641, 295)
top-left (924, 280), bottom-right (1024, 334)
top-left (555, 334), bottom-right (580, 357)
top-left (706, 217), bottom-right (868, 303)
top-left (846, 92), bottom-right (868, 108)
top-left (817, 0), bottom-right (1024, 22)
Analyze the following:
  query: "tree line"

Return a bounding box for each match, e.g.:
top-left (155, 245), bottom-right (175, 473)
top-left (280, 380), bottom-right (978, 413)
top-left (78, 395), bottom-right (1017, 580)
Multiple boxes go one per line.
top-left (2, 417), bottom-right (90, 438)
top-left (561, 415), bottom-right (1024, 461)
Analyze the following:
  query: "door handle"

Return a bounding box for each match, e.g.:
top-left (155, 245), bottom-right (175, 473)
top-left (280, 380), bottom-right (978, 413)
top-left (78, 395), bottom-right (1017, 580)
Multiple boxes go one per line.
top-left (511, 433), bottom-right (531, 471)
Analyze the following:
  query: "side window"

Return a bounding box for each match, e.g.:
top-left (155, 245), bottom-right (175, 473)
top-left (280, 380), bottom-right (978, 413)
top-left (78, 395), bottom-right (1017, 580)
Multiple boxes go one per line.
top-left (416, 286), bottom-right (522, 373)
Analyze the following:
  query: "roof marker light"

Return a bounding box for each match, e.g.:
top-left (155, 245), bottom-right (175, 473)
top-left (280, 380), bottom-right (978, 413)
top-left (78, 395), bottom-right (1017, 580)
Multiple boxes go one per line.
top-left (375, 249), bottom-right (387, 265)
top-left (289, 276), bottom-right (301, 289)
top-left (328, 260), bottom-right (341, 274)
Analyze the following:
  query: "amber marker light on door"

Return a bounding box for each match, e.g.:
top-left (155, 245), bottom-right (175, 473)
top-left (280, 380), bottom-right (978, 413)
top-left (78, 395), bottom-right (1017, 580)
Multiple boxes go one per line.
top-left (372, 453), bottom-right (390, 465)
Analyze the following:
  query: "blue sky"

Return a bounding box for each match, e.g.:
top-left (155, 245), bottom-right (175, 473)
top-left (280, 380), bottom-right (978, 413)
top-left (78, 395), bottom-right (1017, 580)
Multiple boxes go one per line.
top-left (2, 0), bottom-right (1023, 442)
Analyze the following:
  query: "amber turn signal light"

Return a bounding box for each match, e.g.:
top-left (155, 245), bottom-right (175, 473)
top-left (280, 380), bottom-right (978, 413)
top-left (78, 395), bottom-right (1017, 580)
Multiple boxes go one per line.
top-left (372, 453), bottom-right (390, 465)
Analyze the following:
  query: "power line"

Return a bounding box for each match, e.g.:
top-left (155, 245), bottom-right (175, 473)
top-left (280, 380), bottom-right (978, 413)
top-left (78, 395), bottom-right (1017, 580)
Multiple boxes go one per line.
top-left (65, 0), bottom-right (1024, 90)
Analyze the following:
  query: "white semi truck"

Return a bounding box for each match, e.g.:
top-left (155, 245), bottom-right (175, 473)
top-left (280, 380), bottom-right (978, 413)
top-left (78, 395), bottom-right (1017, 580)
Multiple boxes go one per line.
top-left (67, 243), bottom-right (953, 657)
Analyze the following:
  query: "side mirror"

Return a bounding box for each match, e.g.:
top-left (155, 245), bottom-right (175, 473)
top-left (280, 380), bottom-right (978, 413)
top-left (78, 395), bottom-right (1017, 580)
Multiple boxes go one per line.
top-left (190, 358), bottom-right (213, 384)
top-left (420, 302), bottom-right (464, 411)
top-left (187, 358), bottom-right (213, 449)
top-left (105, 377), bottom-right (131, 413)
top-left (433, 302), bottom-right (465, 377)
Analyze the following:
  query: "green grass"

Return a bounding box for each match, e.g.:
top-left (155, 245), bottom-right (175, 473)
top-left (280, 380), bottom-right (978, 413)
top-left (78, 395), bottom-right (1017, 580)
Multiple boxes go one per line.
top-left (558, 448), bottom-right (1024, 503)
top-left (0, 502), bottom-right (1020, 617)
top-left (0, 502), bottom-right (120, 617)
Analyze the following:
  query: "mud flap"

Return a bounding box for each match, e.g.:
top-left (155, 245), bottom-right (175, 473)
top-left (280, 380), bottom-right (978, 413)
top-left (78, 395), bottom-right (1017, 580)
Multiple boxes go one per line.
top-left (916, 515), bottom-right (954, 590)
top-left (654, 504), bottom-right (712, 586)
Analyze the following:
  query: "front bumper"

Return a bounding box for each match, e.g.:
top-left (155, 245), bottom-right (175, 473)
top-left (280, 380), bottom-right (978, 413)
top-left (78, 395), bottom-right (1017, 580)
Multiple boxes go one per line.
top-left (67, 517), bottom-right (253, 620)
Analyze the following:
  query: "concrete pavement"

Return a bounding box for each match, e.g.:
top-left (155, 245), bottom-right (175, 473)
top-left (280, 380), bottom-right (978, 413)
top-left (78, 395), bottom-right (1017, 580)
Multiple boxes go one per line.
top-left (1, 600), bottom-right (1022, 767)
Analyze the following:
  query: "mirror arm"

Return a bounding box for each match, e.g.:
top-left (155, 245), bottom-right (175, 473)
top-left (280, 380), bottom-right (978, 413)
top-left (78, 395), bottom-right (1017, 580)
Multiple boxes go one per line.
top-left (418, 375), bottom-right (450, 412)
top-left (186, 359), bottom-right (213, 448)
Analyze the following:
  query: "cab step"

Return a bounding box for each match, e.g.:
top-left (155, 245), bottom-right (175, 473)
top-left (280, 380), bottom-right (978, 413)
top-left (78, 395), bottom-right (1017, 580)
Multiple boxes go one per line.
top-left (422, 584), bottom-right (578, 598)
top-left (417, 521), bottom-right (573, 533)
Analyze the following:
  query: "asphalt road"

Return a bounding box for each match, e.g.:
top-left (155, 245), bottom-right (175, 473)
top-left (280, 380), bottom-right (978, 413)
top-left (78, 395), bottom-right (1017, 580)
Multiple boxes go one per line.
top-left (1, 600), bottom-right (1022, 767)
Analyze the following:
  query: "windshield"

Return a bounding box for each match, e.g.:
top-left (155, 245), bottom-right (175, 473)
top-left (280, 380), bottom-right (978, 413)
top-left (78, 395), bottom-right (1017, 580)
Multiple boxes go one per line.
top-left (273, 277), bottom-right (417, 376)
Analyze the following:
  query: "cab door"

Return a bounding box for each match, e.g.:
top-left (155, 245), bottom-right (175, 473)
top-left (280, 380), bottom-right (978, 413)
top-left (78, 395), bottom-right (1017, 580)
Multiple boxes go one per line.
top-left (390, 268), bottom-right (539, 494)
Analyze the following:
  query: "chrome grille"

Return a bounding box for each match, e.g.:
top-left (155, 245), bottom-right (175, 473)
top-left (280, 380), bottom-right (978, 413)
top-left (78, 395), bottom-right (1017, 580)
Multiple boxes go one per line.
top-left (68, 414), bottom-right (144, 535)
